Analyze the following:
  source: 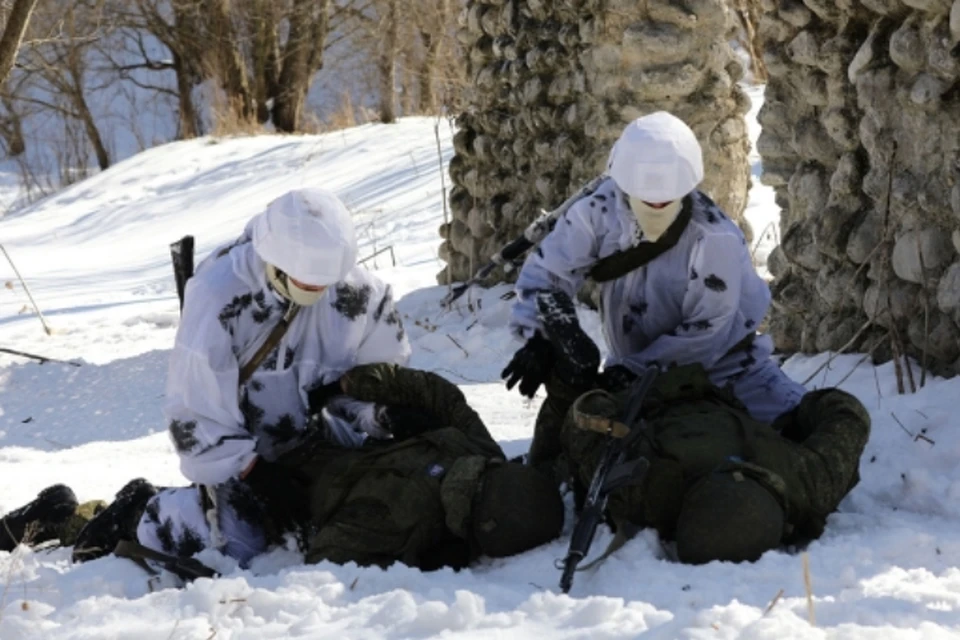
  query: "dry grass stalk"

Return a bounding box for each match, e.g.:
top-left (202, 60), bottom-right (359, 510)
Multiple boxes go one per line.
top-left (763, 588), bottom-right (785, 616)
top-left (801, 317), bottom-right (873, 386)
top-left (802, 552), bottom-right (816, 626)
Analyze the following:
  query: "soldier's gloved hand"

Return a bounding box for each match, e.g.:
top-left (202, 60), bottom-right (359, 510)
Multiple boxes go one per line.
top-left (501, 332), bottom-right (554, 398)
top-left (307, 378), bottom-right (344, 414)
top-left (597, 365), bottom-right (637, 393)
top-left (535, 290), bottom-right (600, 388)
top-left (242, 458), bottom-right (309, 535)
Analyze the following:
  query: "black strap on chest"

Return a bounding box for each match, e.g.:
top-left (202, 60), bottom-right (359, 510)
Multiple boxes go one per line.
top-left (587, 195), bottom-right (693, 283)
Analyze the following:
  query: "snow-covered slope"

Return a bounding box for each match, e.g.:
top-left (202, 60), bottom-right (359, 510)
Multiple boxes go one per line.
top-left (2, 92), bottom-right (960, 639)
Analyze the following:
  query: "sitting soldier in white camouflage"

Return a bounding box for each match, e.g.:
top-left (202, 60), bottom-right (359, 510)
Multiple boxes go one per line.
top-left (136, 188), bottom-right (411, 565)
top-left (503, 111), bottom-right (807, 469)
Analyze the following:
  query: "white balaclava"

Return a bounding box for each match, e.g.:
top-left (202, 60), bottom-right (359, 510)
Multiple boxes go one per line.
top-left (606, 111), bottom-right (704, 241)
top-left (251, 188), bottom-right (358, 305)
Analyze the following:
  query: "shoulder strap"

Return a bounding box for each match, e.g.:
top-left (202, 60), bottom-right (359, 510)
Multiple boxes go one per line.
top-left (238, 303), bottom-right (301, 385)
top-left (587, 195), bottom-right (693, 283)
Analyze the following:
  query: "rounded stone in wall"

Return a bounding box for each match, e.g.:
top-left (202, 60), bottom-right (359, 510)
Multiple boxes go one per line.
top-left (891, 229), bottom-right (954, 283)
top-left (936, 261), bottom-right (960, 314)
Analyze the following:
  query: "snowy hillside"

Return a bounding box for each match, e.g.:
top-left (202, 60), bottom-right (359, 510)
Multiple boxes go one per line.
top-left (2, 88), bottom-right (960, 639)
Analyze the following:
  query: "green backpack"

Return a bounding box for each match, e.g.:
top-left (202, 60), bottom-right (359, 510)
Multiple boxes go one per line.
top-left (282, 427), bottom-right (490, 569)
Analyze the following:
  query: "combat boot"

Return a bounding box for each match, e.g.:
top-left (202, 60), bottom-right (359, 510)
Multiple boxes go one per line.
top-left (72, 478), bottom-right (158, 563)
top-left (0, 484), bottom-right (78, 551)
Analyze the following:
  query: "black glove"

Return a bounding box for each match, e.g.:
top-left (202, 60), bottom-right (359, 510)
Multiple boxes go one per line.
top-left (597, 364), bottom-right (637, 393)
top-left (243, 458), bottom-right (309, 535)
top-left (535, 290), bottom-right (600, 388)
top-left (306, 378), bottom-right (343, 414)
top-left (501, 332), bottom-right (554, 398)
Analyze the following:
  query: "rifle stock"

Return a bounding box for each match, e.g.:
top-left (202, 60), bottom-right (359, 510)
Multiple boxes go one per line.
top-left (558, 367), bottom-right (657, 593)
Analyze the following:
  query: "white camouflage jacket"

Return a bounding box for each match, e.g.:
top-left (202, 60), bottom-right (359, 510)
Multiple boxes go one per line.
top-left (165, 241), bottom-right (411, 486)
top-left (510, 178), bottom-right (771, 385)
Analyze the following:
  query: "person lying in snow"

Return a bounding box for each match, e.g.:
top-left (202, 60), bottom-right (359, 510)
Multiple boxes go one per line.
top-left (154, 186), bottom-right (412, 564)
top-left (545, 312), bottom-right (870, 566)
top-left (3, 364), bottom-right (564, 573)
top-left (503, 111), bottom-right (807, 473)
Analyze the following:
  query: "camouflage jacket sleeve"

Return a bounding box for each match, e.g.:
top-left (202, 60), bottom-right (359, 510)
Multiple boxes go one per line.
top-left (341, 363), bottom-right (504, 460)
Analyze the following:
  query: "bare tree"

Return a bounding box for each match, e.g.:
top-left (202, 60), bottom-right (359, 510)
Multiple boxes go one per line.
top-left (272, 0), bottom-right (330, 132)
top-left (0, 0), bottom-right (39, 86)
top-left (16, 1), bottom-right (112, 170)
top-left (376, 0), bottom-right (398, 123)
top-left (415, 0), bottom-right (450, 114)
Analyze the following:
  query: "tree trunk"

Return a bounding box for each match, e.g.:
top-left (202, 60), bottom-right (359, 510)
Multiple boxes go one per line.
top-left (377, 0), bottom-right (398, 124)
top-left (203, 0), bottom-right (254, 120)
top-left (173, 51), bottom-right (199, 138)
top-left (249, 0), bottom-right (280, 124)
top-left (0, 0), bottom-right (39, 86)
top-left (74, 92), bottom-right (110, 170)
top-left (417, 0), bottom-right (449, 114)
top-left (0, 93), bottom-right (25, 156)
top-left (273, 0), bottom-right (328, 132)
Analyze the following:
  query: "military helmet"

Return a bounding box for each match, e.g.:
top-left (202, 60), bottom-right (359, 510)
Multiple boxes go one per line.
top-left (674, 470), bottom-right (785, 565)
top-left (471, 462), bottom-right (564, 558)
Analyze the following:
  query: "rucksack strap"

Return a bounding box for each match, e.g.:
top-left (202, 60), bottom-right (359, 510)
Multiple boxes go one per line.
top-left (238, 303), bottom-right (301, 386)
top-left (588, 195), bottom-right (693, 283)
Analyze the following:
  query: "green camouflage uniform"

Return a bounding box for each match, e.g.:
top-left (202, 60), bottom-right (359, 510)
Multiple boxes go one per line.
top-left (277, 364), bottom-right (561, 570)
top-left (562, 364), bottom-right (870, 552)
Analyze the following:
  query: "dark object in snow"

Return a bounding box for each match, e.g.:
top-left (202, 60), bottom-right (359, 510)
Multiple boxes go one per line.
top-left (0, 347), bottom-right (81, 367)
top-left (72, 478), bottom-right (158, 563)
top-left (169, 235), bottom-right (195, 311)
top-left (0, 484), bottom-right (78, 552)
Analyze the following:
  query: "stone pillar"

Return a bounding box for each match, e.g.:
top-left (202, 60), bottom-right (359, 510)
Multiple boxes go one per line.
top-left (759, 0), bottom-right (960, 375)
top-left (440, 0), bottom-right (753, 285)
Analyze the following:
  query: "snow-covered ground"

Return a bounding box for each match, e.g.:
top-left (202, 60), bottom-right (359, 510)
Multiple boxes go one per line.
top-left (2, 91), bottom-right (960, 639)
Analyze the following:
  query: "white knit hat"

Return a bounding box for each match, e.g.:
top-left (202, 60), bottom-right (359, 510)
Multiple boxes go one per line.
top-left (606, 112), bottom-right (704, 202)
top-left (251, 188), bottom-right (357, 285)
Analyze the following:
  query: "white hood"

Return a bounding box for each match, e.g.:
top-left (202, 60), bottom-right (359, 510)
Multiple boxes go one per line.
top-left (251, 188), bottom-right (358, 286)
top-left (606, 111), bottom-right (704, 202)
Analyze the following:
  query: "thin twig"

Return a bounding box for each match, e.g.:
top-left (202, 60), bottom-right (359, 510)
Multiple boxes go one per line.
top-left (763, 588), bottom-right (785, 616)
top-left (921, 295), bottom-right (928, 388)
top-left (890, 411), bottom-right (914, 438)
top-left (917, 233), bottom-right (929, 389)
top-left (802, 553), bottom-right (816, 626)
top-left (434, 117), bottom-right (452, 290)
top-left (890, 327), bottom-right (906, 395)
top-left (801, 318), bottom-right (873, 385)
top-left (833, 352), bottom-right (873, 388)
top-left (873, 358), bottom-right (883, 407)
top-left (446, 334), bottom-right (469, 358)
top-left (0, 244), bottom-right (53, 336)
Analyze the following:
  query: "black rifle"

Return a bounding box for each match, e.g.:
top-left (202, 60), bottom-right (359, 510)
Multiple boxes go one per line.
top-left (559, 366), bottom-right (658, 594)
top-left (170, 235), bottom-right (195, 310)
top-left (440, 176), bottom-right (607, 307)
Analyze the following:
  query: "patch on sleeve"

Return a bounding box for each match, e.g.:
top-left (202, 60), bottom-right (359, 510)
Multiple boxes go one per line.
top-left (332, 283), bottom-right (372, 320)
top-left (218, 293), bottom-right (254, 333)
top-left (169, 420), bottom-right (200, 453)
top-left (704, 274), bottom-right (727, 292)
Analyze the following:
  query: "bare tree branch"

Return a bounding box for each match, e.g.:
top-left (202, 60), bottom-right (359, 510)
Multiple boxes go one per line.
top-left (0, 0), bottom-right (39, 85)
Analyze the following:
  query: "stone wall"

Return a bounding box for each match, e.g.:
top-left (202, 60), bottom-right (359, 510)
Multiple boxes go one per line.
top-left (759, 0), bottom-right (960, 375)
top-left (440, 0), bottom-right (753, 285)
